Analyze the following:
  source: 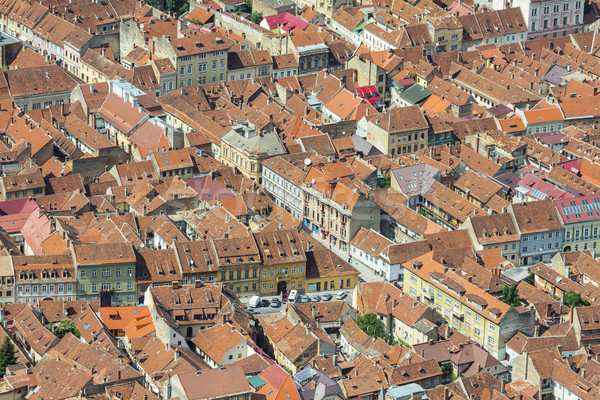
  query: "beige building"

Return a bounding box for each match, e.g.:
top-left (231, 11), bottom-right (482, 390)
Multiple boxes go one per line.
top-left (364, 105), bottom-right (428, 156)
top-left (302, 166), bottom-right (380, 254)
top-left (152, 32), bottom-right (235, 88)
top-left (220, 121), bottom-right (286, 184)
top-left (425, 15), bottom-right (463, 52)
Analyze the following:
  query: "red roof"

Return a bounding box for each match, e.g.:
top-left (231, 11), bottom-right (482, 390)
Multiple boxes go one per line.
top-left (554, 194), bottom-right (600, 224)
top-left (186, 176), bottom-right (235, 201)
top-left (262, 13), bottom-right (309, 31)
top-left (355, 86), bottom-right (382, 104)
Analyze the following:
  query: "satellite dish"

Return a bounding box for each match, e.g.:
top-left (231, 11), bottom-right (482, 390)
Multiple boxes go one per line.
top-left (311, 178), bottom-right (316, 184)
top-left (304, 158), bottom-right (312, 166)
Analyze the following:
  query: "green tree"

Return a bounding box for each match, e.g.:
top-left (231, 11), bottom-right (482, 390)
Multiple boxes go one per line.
top-left (502, 283), bottom-right (521, 307)
top-left (356, 313), bottom-right (387, 340)
top-left (525, 271), bottom-right (535, 286)
top-left (379, 175), bottom-right (391, 188)
top-left (249, 11), bottom-right (263, 24)
top-left (50, 319), bottom-right (80, 339)
top-left (563, 291), bottom-right (589, 308)
top-left (0, 337), bottom-right (17, 377)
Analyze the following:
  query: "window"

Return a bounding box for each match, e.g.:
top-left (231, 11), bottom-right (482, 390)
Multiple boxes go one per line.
top-left (292, 267), bottom-right (296, 274)
top-left (116, 268), bottom-right (121, 276)
top-left (475, 314), bottom-right (481, 322)
top-left (263, 270), bottom-right (267, 278)
top-left (489, 322), bottom-right (495, 331)
top-left (212, 61), bottom-right (217, 70)
top-left (262, 283), bottom-right (267, 290)
top-left (269, 282), bottom-right (274, 289)
top-left (92, 270), bottom-right (97, 277)
top-left (188, 66), bottom-right (192, 74)
top-left (199, 63), bottom-right (207, 72)
top-left (80, 285), bottom-right (86, 292)
top-left (180, 67), bottom-right (185, 75)
top-left (409, 287), bottom-right (416, 296)
top-left (410, 273), bottom-right (417, 283)
top-left (102, 269), bottom-right (111, 277)
top-left (80, 271), bottom-right (86, 278)
top-left (299, 266), bottom-right (303, 274)
top-left (220, 60), bottom-right (224, 69)
top-left (92, 284), bottom-right (97, 292)
top-left (102, 283), bottom-right (112, 290)
top-left (474, 327), bottom-right (480, 336)
top-left (116, 282), bottom-right (121, 289)
top-left (127, 268), bottom-right (132, 276)
top-left (532, 8), bottom-right (537, 15)
top-left (127, 282), bottom-right (133, 289)
top-left (451, 34), bottom-right (458, 39)
top-left (488, 336), bottom-right (495, 345)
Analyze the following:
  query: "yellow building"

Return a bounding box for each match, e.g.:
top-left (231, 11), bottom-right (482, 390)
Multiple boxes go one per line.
top-left (402, 252), bottom-right (535, 360)
top-left (152, 32), bottom-right (235, 88)
top-left (220, 122), bottom-right (286, 184)
top-left (254, 230), bottom-right (306, 295)
top-left (305, 249), bottom-right (359, 293)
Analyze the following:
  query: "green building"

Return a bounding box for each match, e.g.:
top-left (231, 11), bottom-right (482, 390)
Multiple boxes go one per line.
top-left (72, 243), bottom-right (137, 306)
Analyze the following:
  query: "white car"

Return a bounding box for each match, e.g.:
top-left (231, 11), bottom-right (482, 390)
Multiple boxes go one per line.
top-left (335, 291), bottom-right (347, 300)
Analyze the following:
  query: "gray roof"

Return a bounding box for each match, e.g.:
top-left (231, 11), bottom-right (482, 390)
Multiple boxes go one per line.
top-left (543, 64), bottom-right (569, 86)
top-left (501, 266), bottom-right (530, 284)
top-left (352, 134), bottom-right (383, 157)
top-left (386, 383), bottom-right (425, 400)
top-left (221, 130), bottom-right (286, 157)
top-left (391, 164), bottom-right (440, 198)
top-left (293, 367), bottom-right (344, 400)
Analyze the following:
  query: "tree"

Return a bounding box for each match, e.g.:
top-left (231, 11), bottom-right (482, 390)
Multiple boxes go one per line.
top-left (50, 319), bottom-right (80, 339)
top-left (249, 11), bottom-right (263, 24)
top-left (563, 291), bottom-right (589, 308)
top-left (525, 271), bottom-right (535, 286)
top-left (379, 175), bottom-right (391, 188)
top-left (356, 313), bottom-right (387, 340)
top-left (0, 337), bottom-right (16, 377)
top-left (502, 283), bottom-right (521, 307)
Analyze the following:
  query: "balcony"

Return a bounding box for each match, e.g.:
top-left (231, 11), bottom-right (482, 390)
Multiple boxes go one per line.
top-left (452, 308), bottom-right (464, 318)
top-left (423, 287), bottom-right (434, 299)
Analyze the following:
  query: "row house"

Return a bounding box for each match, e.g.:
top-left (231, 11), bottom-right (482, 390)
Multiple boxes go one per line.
top-left (262, 154), bottom-right (312, 220)
top-left (331, 6), bottom-right (367, 45)
top-left (403, 252), bottom-right (535, 360)
top-left (459, 8), bottom-right (528, 49)
top-left (31, 13), bottom-right (75, 66)
top-left (302, 166), bottom-right (380, 254)
top-left (363, 105), bottom-right (429, 156)
top-left (425, 15), bottom-right (463, 53)
top-left (474, 0), bottom-right (584, 38)
top-left (13, 254), bottom-right (76, 303)
top-left (152, 32), bottom-right (235, 88)
top-left (220, 121), bottom-right (286, 184)
top-left (554, 194), bottom-right (600, 253)
top-left (5, 0), bottom-right (47, 44)
top-left (509, 200), bottom-right (564, 265)
top-left (463, 213), bottom-right (521, 264)
top-left (288, 31), bottom-right (330, 75)
top-left (72, 242), bottom-right (137, 306)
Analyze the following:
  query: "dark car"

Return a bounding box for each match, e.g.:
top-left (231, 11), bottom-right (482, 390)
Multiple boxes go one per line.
top-left (259, 299), bottom-right (270, 307)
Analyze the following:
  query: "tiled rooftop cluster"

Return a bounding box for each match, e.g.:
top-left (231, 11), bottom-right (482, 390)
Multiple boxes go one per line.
top-left (0, 0), bottom-right (595, 395)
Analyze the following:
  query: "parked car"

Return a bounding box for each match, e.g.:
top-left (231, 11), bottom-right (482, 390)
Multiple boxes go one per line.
top-left (281, 292), bottom-right (288, 303)
top-left (288, 290), bottom-right (298, 303)
top-left (311, 295), bottom-right (321, 302)
top-left (300, 295), bottom-right (310, 303)
top-left (248, 307), bottom-right (259, 314)
top-left (336, 291), bottom-right (347, 300)
top-left (271, 298), bottom-right (281, 307)
top-left (322, 293), bottom-right (332, 301)
top-left (259, 299), bottom-right (270, 307)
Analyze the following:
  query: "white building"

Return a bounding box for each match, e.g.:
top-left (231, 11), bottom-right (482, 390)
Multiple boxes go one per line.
top-left (474, 0), bottom-right (584, 39)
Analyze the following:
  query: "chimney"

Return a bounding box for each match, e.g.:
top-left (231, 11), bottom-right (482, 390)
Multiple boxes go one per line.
top-left (117, 370), bottom-right (121, 380)
top-left (501, 379), bottom-right (506, 395)
top-left (174, 349), bottom-right (180, 360)
top-left (443, 387), bottom-right (449, 400)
